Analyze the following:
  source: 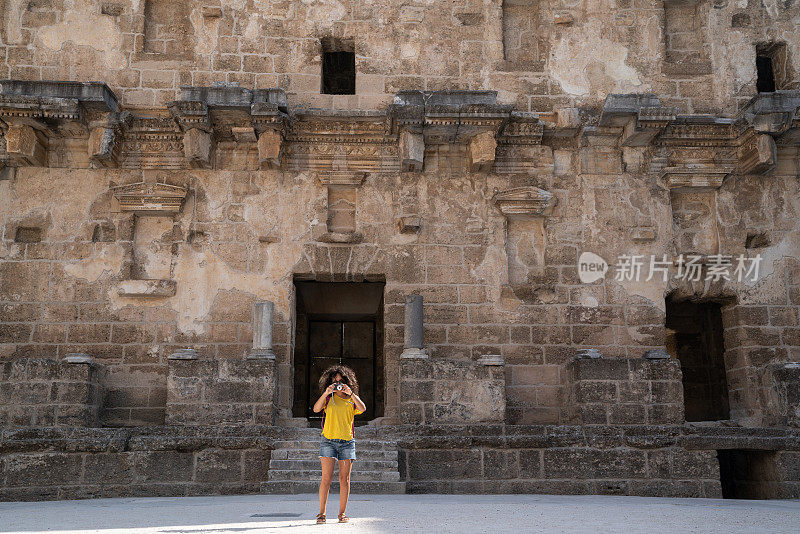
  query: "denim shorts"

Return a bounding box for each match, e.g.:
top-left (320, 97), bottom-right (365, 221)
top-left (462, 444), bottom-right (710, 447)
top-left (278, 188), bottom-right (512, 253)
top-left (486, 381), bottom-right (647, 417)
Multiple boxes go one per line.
top-left (319, 436), bottom-right (356, 461)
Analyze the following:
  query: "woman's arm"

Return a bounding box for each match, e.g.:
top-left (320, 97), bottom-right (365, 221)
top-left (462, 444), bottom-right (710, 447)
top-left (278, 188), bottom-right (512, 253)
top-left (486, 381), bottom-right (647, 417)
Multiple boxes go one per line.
top-left (312, 384), bottom-right (335, 412)
top-left (340, 384), bottom-right (367, 413)
top-left (350, 393), bottom-right (367, 413)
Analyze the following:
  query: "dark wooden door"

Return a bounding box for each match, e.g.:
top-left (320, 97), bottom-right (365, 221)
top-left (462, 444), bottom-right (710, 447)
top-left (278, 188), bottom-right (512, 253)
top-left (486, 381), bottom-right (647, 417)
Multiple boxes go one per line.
top-left (307, 320), bottom-right (375, 421)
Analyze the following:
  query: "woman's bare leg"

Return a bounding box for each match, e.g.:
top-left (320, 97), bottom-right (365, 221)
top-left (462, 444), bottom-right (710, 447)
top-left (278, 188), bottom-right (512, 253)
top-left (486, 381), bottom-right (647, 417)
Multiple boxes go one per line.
top-left (338, 459), bottom-right (353, 517)
top-left (319, 457), bottom-right (336, 515)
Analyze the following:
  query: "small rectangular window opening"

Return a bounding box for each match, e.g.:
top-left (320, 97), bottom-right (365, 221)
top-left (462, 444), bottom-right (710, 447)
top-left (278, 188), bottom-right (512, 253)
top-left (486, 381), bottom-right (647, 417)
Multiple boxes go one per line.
top-left (756, 55), bottom-right (775, 93)
top-left (321, 38), bottom-right (355, 95)
top-left (756, 42), bottom-right (787, 93)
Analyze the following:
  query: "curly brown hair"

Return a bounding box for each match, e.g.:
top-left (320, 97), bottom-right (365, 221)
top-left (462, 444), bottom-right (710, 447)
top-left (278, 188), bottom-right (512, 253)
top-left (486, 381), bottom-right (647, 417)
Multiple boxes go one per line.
top-left (318, 364), bottom-right (359, 396)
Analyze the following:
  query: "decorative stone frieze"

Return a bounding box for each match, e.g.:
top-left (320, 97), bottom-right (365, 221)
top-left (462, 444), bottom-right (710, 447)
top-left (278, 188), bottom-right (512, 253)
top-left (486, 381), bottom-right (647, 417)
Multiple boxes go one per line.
top-left (494, 112), bottom-right (552, 174)
top-left (389, 90), bottom-right (517, 172)
top-left (168, 85), bottom-right (290, 170)
top-left (738, 91), bottom-right (800, 145)
top-left (285, 109), bottom-right (396, 174)
top-left (121, 115), bottom-right (185, 169)
top-left (656, 117), bottom-right (738, 190)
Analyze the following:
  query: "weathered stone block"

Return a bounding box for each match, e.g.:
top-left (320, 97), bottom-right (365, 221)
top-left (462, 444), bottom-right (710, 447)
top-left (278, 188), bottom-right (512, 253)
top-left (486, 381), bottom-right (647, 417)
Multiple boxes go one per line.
top-left (564, 358), bottom-right (684, 425)
top-left (400, 130), bottom-right (424, 172)
top-left (165, 358), bottom-right (276, 425)
top-left (400, 358), bottom-right (505, 424)
top-left (5, 124), bottom-right (46, 166)
top-left (133, 451), bottom-right (193, 482)
top-left (257, 129), bottom-right (283, 169)
top-left (183, 128), bottom-right (212, 169)
top-left (468, 131), bottom-right (497, 172)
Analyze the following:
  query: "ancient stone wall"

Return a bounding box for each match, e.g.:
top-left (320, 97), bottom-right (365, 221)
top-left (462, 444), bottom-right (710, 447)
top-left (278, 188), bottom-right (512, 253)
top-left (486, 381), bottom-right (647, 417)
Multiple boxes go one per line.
top-left (0, 1), bottom-right (797, 113)
top-left (2, 424), bottom-right (800, 500)
top-left (1, 90), bottom-right (799, 427)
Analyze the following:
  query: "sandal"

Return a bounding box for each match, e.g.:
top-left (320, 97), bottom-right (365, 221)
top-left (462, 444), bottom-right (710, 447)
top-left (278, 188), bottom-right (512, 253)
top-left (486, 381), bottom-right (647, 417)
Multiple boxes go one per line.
top-left (338, 513), bottom-right (349, 523)
top-left (316, 513), bottom-right (326, 524)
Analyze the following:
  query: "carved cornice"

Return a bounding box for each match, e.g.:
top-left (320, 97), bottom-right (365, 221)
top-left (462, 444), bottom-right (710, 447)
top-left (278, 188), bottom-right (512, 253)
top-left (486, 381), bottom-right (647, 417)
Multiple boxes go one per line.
top-left (389, 90), bottom-right (513, 143)
top-left (0, 81), bottom-right (795, 175)
top-left (112, 182), bottom-right (188, 214)
top-left (493, 186), bottom-right (556, 219)
top-left (598, 94), bottom-right (677, 147)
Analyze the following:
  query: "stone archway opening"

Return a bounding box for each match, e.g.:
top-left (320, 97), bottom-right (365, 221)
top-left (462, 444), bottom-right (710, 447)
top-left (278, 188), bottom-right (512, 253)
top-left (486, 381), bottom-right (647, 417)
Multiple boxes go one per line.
top-left (292, 278), bottom-right (385, 424)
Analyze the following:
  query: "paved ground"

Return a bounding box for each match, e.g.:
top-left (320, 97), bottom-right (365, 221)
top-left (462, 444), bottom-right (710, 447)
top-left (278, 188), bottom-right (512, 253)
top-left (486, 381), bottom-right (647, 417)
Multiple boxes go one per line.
top-left (1, 493), bottom-right (799, 533)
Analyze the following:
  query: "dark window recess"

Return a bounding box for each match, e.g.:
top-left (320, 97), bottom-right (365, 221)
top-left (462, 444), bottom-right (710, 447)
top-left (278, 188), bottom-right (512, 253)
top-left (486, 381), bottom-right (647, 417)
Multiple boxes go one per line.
top-left (756, 55), bottom-right (776, 93)
top-left (322, 51), bottom-right (356, 95)
top-left (15, 227), bottom-right (42, 243)
top-left (92, 223), bottom-right (116, 243)
top-left (666, 298), bottom-right (730, 422)
top-left (718, 450), bottom-right (779, 499)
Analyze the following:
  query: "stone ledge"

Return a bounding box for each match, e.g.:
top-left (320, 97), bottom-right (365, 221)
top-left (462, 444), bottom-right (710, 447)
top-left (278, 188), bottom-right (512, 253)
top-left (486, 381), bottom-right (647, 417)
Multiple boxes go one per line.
top-left (117, 279), bottom-right (177, 298)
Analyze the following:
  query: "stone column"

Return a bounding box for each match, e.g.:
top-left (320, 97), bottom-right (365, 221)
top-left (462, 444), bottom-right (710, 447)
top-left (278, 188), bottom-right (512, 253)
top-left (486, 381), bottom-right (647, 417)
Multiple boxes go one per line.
top-left (401, 294), bottom-right (427, 359)
top-left (249, 301), bottom-right (276, 360)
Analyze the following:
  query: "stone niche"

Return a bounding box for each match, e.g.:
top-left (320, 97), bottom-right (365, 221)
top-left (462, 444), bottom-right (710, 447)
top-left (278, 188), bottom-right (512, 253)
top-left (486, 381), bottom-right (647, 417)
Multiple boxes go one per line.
top-left (501, 0), bottom-right (549, 71)
top-left (166, 357), bottom-right (277, 426)
top-left (563, 357), bottom-right (685, 425)
top-left (663, 0), bottom-right (712, 76)
top-left (400, 358), bottom-right (506, 424)
top-left (0, 358), bottom-right (104, 427)
top-left (493, 186), bottom-right (555, 287)
top-left (142, 0), bottom-right (194, 58)
top-left (112, 182), bottom-right (188, 297)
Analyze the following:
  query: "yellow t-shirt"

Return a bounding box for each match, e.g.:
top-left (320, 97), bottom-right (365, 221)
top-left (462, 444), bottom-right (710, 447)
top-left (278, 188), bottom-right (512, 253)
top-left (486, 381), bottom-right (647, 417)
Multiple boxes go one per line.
top-left (321, 393), bottom-right (363, 441)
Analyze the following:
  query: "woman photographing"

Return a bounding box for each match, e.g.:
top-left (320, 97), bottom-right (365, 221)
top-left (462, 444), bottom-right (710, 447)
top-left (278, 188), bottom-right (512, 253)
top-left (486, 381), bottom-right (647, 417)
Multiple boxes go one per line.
top-left (312, 365), bottom-right (366, 524)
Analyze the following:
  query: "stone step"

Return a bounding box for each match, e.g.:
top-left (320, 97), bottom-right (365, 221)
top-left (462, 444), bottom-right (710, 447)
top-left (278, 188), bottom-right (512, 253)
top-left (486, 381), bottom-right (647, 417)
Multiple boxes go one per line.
top-left (269, 459), bottom-right (398, 471)
top-left (270, 448), bottom-right (398, 461)
top-left (282, 427), bottom-right (381, 439)
top-left (261, 480), bottom-right (406, 495)
top-left (268, 469), bottom-right (400, 482)
top-left (271, 439), bottom-right (397, 450)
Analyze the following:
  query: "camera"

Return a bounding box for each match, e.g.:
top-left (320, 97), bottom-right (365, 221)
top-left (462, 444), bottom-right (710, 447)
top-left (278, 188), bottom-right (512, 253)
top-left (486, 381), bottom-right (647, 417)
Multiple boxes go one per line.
top-left (334, 382), bottom-right (344, 391)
